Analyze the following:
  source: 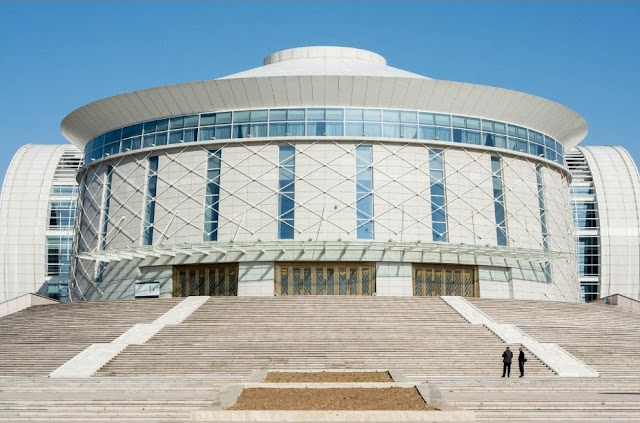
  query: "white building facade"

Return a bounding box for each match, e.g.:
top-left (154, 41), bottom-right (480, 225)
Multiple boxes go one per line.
top-left (0, 144), bottom-right (82, 302)
top-left (567, 146), bottom-right (640, 301)
top-left (60, 47), bottom-right (589, 302)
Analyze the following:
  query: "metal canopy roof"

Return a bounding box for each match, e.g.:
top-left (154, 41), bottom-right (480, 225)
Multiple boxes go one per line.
top-left (77, 240), bottom-right (570, 268)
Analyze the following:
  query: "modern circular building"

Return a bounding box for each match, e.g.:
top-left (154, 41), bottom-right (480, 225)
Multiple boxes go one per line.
top-left (61, 46), bottom-right (589, 301)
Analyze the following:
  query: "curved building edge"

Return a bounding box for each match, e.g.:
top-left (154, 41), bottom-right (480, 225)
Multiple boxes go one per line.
top-left (573, 146), bottom-right (640, 300)
top-left (0, 144), bottom-right (82, 303)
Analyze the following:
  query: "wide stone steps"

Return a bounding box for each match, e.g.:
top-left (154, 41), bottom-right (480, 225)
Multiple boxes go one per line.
top-left (0, 298), bottom-right (182, 376)
top-left (95, 297), bottom-right (553, 378)
top-left (0, 376), bottom-right (222, 422)
top-left (468, 298), bottom-right (640, 376)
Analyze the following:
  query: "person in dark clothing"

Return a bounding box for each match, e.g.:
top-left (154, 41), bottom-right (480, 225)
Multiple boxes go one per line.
top-left (502, 346), bottom-right (513, 377)
top-left (518, 346), bottom-right (527, 377)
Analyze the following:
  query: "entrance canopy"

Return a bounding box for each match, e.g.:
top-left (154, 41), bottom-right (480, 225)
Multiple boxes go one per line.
top-left (77, 240), bottom-right (569, 268)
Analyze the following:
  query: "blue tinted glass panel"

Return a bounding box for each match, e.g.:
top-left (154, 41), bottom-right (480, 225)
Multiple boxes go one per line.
top-left (278, 146), bottom-right (295, 239)
top-left (216, 112), bottom-right (232, 124)
top-left (363, 123), bottom-right (381, 137)
top-left (356, 145), bottom-right (374, 239)
top-left (345, 108), bottom-right (363, 121)
top-left (363, 109), bottom-right (381, 122)
top-left (429, 149), bottom-right (447, 242)
top-left (307, 108), bottom-right (325, 120)
top-left (142, 156), bottom-right (159, 246)
top-left (200, 113), bottom-right (216, 126)
top-left (419, 112), bottom-right (435, 125)
top-left (383, 110), bottom-right (400, 122)
top-left (204, 149), bottom-right (222, 242)
top-left (491, 157), bottom-right (508, 246)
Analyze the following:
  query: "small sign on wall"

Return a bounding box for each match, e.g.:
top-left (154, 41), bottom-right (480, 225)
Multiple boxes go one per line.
top-left (134, 281), bottom-right (160, 298)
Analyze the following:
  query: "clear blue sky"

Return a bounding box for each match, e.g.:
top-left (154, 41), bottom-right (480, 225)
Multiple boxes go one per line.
top-left (1, 1), bottom-right (639, 189)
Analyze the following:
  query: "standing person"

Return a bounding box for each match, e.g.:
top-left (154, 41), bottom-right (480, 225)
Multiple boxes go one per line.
top-left (502, 346), bottom-right (513, 377)
top-left (518, 346), bottom-right (527, 377)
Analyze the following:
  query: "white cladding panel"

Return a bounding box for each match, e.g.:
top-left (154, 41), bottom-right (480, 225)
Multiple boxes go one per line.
top-left (501, 158), bottom-right (542, 249)
top-left (372, 144), bottom-right (431, 243)
top-left (444, 150), bottom-right (496, 245)
top-left (581, 146), bottom-right (640, 300)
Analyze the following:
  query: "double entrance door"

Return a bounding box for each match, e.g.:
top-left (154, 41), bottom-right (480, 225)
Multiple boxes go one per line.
top-left (172, 263), bottom-right (238, 297)
top-left (275, 262), bottom-right (375, 296)
top-left (413, 264), bottom-right (479, 297)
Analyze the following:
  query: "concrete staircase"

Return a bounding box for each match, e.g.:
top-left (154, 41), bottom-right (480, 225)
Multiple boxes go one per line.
top-left (0, 298), bottom-right (182, 376)
top-left (433, 376), bottom-right (640, 422)
top-left (95, 296), bottom-right (553, 378)
top-left (468, 298), bottom-right (640, 377)
top-left (0, 376), bottom-right (223, 422)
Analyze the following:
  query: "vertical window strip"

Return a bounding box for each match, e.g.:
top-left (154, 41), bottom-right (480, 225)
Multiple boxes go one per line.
top-left (536, 166), bottom-right (551, 282)
top-left (278, 146), bottom-right (295, 239)
top-left (355, 145), bottom-right (374, 239)
top-left (97, 166), bottom-right (113, 282)
top-left (204, 149), bottom-right (222, 241)
top-left (142, 156), bottom-right (159, 246)
top-left (429, 149), bottom-right (447, 242)
top-left (491, 157), bottom-right (508, 246)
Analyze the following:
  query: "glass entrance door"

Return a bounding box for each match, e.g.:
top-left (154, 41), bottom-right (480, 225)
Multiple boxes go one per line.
top-left (413, 265), bottom-right (478, 297)
top-left (275, 262), bottom-right (375, 296)
top-left (172, 263), bottom-right (238, 296)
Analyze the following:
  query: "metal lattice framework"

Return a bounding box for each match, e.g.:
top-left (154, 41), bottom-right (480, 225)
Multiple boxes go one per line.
top-left (71, 139), bottom-right (577, 301)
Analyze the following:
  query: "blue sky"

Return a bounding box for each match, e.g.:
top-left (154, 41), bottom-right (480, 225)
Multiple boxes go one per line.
top-left (1, 1), bottom-right (639, 189)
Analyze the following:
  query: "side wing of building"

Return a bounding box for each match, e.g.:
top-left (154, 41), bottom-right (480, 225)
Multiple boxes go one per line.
top-left (0, 144), bottom-right (82, 302)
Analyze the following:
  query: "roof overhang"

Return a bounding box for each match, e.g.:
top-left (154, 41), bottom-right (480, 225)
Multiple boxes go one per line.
top-left (76, 240), bottom-right (571, 268)
top-left (61, 76), bottom-right (588, 152)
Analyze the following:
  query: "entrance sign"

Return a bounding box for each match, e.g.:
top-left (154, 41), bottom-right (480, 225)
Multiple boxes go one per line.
top-left (134, 281), bottom-right (160, 298)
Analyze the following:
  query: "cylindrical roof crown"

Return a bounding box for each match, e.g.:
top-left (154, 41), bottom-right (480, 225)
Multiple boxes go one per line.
top-left (263, 46), bottom-right (386, 66)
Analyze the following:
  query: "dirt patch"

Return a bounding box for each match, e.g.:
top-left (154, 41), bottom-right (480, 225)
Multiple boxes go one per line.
top-left (265, 371), bottom-right (393, 383)
top-left (230, 387), bottom-right (437, 410)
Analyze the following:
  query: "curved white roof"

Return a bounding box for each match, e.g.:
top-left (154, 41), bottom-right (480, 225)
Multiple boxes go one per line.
top-left (223, 46), bottom-right (427, 79)
top-left (61, 46), bottom-right (588, 151)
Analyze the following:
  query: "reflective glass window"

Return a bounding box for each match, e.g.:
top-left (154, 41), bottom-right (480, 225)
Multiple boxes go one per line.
top-left (493, 122), bottom-right (506, 134)
top-left (345, 108), bottom-right (363, 121)
top-left (204, 149), bottom-right (222, 242)
top-left (482, 120), bottom-right (494, 132)
top-left (383, 110), bottom-right (400, 122)
top-left (466, 118), bottom-right (480, 130)
top-left (363, 109), bottom-right (381, 122)
top-left (400, 111), bottom-right (417, 123)
top-left (251, 109), bottom-right (268, 122)
top-left (216, 112), bottom-right (232, 124)
top-left (363, 122), bottom-right (381, 137)
top-left (434, 114), bottom-right (451, 126)
top-left (419, 112), bottom-right (435, 125)
top-left (420, 126), bottom-right (436, 140)
top-left (307, 108), bottom-right (325, 120)
top-left (325, 108), bottom-right (343, 120)
top-left (278, 146), bottom-right (296, 239)
top-left (200, 113), bottom-right (216, 126)
top-left (452, 116), bottom-right (466, 128)
top-left (234, 111), bottom-right (251, 123)
top-left (355, 145), bottom-right (374, 239)
top-left (169, 116), bottom-right (184, 129)
top-left (122, 124), bottom-right (143, 138)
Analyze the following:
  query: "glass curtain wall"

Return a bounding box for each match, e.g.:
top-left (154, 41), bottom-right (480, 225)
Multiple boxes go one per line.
top-left (278, 146), bottom-right (295, 239)
top-left (429, 149), bottom-right (447, 242)
top-left (204, 149), bottom-right (222, 241)
top-left (142, 156), bottom-right (159, 245)
top-left (491, 157), bottom-right (508, 246)
top-left (355, 145), bottom-right (374, 239)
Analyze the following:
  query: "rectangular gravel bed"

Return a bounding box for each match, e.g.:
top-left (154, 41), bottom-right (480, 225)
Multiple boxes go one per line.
top-left (230, 387), bottom-right (437, 410)
top-left (265, 371), bottom-right (393, 383)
